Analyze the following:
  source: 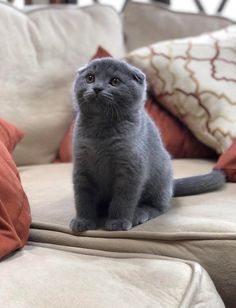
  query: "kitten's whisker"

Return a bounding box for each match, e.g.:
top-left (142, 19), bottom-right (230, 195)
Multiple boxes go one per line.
top-left (102, 96), bottom-right (113, 103)
top-left (114, 106), bottom-right (118, 120)
top-left (114, 103), bottom-right (122, 121)
top-left (101, 92), bottom-right (113, 97)
top-left (112, 103), bottom-right (117, 120)
top-left (113, 104), bottom-right (119, 121)
top-left (106, 99), bottom-right (114, 104)
top-left (102, 94), bottom-right (113, 101)
top-left (106, 102), bottom-right (111, 119)
top-left (110, 103), bottom-right (115, 120)
top-left (83, 92), bottom-right (95, 99)
top-left (104, 101), bottom-right (113, 120)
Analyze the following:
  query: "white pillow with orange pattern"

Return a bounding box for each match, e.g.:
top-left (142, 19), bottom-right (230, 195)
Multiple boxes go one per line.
top-left (126, 25), bottom-right (236, 154)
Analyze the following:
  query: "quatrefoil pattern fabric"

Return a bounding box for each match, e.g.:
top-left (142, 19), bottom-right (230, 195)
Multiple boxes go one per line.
top-left (127, 26), bottom-right (236, 154)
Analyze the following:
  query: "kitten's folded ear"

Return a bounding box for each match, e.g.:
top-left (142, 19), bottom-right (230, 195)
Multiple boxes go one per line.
top-left (77, 65), bottom-right (87, 74)
top-left (132, 68), bottom-right (146, 84)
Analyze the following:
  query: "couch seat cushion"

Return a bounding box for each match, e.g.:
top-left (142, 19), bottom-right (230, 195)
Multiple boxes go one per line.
top-left (19, 159), bottom-right (236, 307)
top-left (0, 244), bottom-right (224, 308)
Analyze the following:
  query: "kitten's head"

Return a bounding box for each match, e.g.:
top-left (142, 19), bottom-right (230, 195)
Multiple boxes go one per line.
top-left (73, 58), bottom-right (146, 119)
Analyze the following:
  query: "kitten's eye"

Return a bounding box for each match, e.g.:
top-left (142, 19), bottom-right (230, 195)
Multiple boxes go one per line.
top-left (86, 74), bottom-right (95, 83)
top-left (110, 77), bottom-right (120, 86)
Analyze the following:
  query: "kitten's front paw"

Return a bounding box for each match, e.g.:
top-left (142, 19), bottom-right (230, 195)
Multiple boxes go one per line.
top-left (70, 217), bottom-right (96, 232)
top-left (105, 219), bottom-right (132, 231)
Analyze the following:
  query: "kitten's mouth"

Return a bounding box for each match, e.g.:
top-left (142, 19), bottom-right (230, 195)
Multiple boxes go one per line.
top-left (81, 92), bottom-right (114, 108)
top-left (94, 95), bottom-right (114, 106)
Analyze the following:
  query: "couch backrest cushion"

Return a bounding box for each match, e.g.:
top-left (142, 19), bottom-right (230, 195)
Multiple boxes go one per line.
top-left (0, 3), bottom-right (125, 166)
top-left (123, 2), bottom-right (234, 51)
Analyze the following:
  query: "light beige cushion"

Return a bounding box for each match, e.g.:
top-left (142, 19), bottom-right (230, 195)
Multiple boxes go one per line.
top-left (126, 25), bottom-right (236, 154)
top-left (0, 3), bottom-right (125, 165)
top-left (123, 2), bottom-right (234, 51)
top-left (0, 244), bottom-right (224, 307)
top-left (19, 160), bottom-right (236, 307)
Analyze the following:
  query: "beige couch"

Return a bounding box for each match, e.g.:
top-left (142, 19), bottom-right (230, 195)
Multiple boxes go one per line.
top-left (0, 2), bottom-right (235, 307)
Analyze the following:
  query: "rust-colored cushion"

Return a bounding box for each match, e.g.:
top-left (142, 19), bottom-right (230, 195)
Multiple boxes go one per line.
top-left (145, 99), bottom-right (217, 158)
top-left (58, 121), bottom-right (74, 163)
top-left (214, 139), bottom-right (236, 182)
top-left (0, 119), bottom-right (31, 259)
top-left (91, 46), bottom-right (112, 60)
top-left (0, 118), bottom-right (23, 153)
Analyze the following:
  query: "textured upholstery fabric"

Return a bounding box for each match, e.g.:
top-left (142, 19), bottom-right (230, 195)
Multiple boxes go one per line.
top-left (123, 2), bottom-right (234, 51)
top-left (19, 160), bottom-right (235, 307)
top-left (0, 244), bottom-right (224, 308)
top-left (0, 3), bottom-right (125, 165)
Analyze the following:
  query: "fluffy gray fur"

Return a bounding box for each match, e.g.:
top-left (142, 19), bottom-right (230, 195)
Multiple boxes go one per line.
top-left (70, 58), bottom-right (225, 232)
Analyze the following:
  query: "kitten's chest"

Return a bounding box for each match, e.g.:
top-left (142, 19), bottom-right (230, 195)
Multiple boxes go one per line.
top-left (80, 137), bottom-right (121, 186)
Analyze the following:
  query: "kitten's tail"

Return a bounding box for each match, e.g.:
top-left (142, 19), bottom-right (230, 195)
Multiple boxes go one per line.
top-left (173, 170), bottom-right (226, 197)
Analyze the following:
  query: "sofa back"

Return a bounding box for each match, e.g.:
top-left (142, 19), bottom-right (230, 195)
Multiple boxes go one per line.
top-left (0, 3), bottom-right (125, 165)
top-left (123, 2), bottom-right (234, 51)
top-left (0, 2), bottom-right (234, 166)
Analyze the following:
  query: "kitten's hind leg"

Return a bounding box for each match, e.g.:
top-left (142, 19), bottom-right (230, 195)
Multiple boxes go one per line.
top-left (133, 183), bottom-right (172, 227)
top-left (133, 173), bottom-right (173, 228)
top-left (132, 205), bottom-right (161, 227)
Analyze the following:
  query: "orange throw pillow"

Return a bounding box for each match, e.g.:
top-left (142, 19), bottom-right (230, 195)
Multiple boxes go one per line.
top-left (0, 119), bottom-right (31, 259)
top-left (0, 118), bottom-right (23, 153)
top-left (145, 99), bottom-right (217, 159)
top-left (58, 121), bottom-right (74, 163)
top-left (91, 46), bottom-right (112, 60)
top-left (214, 139), bottom-right (236, 182)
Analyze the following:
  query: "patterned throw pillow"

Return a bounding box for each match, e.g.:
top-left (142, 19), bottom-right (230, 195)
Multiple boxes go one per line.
top-left (126, 25), bottom-right (236, 154)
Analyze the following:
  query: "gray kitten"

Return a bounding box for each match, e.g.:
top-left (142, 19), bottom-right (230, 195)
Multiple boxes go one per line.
top-left (70, 58), bottom-right (225, 232)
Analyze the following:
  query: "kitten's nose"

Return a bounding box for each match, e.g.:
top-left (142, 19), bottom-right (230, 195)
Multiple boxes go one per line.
top-left (94, 87), bottom-right (103, 94)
